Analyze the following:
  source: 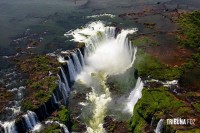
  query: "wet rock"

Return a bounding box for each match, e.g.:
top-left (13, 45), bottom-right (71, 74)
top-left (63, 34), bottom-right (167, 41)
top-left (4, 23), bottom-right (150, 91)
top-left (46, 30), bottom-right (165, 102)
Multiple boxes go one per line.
top-left (145, 81), bottom-right (163, 88)
top-left (0, 124), bottom-right (4, 132)
top-left (0, 88), bottom-right (14, 113)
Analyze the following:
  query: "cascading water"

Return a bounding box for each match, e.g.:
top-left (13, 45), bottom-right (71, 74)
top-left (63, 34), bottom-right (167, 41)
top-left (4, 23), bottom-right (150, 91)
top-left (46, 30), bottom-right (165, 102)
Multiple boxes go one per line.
top-left (155, 119), bottom-right (164, 133)
top-left (0, 121), bottom-right (17, 133)
top-left (23, 111), bottom-right (41, 131)
top-left (58, 75), bottom-right (69, 105)
top-left (77, 49), bottom-right (85, 67)
top-left (52, 93), bottom-right (58, 105)
top-left (67, 58), bottom-right (77, 82)
top-left (72, 52), bottom-right (83, 74)
top-left (66, 21), bottom-right (138, 132)
top-left (61, 68), bottom-right (70, 92)
top-left (124, 77), bottom-right (144, 114)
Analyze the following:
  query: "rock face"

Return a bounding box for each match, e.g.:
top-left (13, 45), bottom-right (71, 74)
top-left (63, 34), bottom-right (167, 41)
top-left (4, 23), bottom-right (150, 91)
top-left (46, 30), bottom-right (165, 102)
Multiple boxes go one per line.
top-left (103, 116), bottom-right (130, 133)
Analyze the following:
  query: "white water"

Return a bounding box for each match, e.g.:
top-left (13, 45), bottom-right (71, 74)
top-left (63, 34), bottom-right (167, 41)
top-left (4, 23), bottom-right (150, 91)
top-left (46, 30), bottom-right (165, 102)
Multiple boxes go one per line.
top-left (45, 120), bottom-right (69, 133)
top-left (67, 58), bottom-right (77, 82)
top-left (66, 21), bottom-right (138, 133)
top-left (124, 77), bottom-right (144, 114)
top-left (155, 119), bottom-right (164, 133)
top-left (58, 56), bottom-right (67, 63)
top-left (58, 75), bottom-right (68, 105)
top-left (23, 111), bottom-right (41, 131)
top-left (86, 13), bottom-right (116, 19)
top-left (0, 121), bottom-right (17, 133)
top-left (61, 68), bottom-right (70, 92)
top-left (0, 86), bottom-right (26, 133)
top-left (146, 79), bottom-right (178, 87)
top-left (6, 86), bottom-right (25, 115)
top-left (72, 52), bottom-right (83, 73)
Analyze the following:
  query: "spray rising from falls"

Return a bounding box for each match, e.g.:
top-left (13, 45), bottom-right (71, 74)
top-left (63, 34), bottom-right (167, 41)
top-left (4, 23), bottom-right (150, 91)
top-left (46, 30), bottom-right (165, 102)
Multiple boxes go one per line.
top-left (66, 21), bottom-right (138, 132)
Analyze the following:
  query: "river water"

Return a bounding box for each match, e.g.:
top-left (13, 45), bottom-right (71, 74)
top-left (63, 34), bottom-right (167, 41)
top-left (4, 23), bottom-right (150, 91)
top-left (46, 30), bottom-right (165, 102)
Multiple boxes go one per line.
top-left (1, 0), bottom-right (197, 60)
top-left (0, 0), bottom-right (199, 132)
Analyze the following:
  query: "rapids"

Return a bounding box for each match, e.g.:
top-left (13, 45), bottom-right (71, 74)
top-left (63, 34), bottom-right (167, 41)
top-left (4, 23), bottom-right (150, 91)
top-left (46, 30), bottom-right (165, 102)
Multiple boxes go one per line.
top-left (66, 21), bottom-right (141, 132)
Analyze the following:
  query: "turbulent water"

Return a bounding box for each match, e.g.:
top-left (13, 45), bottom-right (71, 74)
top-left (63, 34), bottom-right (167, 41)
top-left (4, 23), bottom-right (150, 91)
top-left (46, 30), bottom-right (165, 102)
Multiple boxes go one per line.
top-left (66, 21), bottom-right (139, 132)
top-left (0, 20), bottom-right (144, 133)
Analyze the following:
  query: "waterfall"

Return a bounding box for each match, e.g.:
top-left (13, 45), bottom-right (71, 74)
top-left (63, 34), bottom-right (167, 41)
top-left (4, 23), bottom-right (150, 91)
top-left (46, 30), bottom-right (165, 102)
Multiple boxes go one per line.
top-left (45, 120), bottom-right (69, 133)
top-left (72, 52), bottom-right (82, 74)
top-left (67, 58), bottom-right (77, 82)
top-left (58, 56), bottom-right (67, 63)
top-left (66, 21), bottom-right (138, 132)
top-left (124, 77), bottom-right (144, 114)
top-left (105, 27), bottom-right (116, 39)
top-left (155, 119), bottom-right (164, 133)
top-left (52, 93), bottom-right (58, 105)
top-left (0, 111), bottom-right (41, 133)
top-left (60, 123), bottom-right (70, 133)
top-left (43, 104), bottom-right (49, 116)
top-left (58, 74), bottom-right (69, 105)
top-left (23, 111), bottom-right (39, 129)
top-left (0, 121), bottom-right (17, 133)
top-left (23, 111), bottom-right (41, 132)
top-left (61, 68), bottom-right (70, 92)
top-left (77, 49), bottom-right (85, 67)
top-left (61, 82), bottom-right (69, 105)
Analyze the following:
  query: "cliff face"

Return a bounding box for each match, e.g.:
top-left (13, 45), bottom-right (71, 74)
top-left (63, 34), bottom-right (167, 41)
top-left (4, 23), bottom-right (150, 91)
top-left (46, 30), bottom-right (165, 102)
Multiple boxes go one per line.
top-left (11, 46), bottom-right (85, 132)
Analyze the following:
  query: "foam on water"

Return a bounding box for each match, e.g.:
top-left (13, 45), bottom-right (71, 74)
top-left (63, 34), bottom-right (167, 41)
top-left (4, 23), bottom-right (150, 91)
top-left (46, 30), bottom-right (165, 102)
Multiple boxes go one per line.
top-left (66, 21), bottom-right (138, 132)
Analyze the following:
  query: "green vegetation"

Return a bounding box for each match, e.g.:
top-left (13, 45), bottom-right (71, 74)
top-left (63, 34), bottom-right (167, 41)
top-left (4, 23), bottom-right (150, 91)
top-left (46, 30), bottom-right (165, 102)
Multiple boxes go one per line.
top-left (177, 11), bottom-right (200, 50)
top-left (71, 122), bottom-right (79, 131)
top-left (20, 55), bottom-right (60, 111)
top-left (176, 11), bottom-right (200, 91)
top-left (177, 129), bottom-right (200, 133)
top-left (192, 102), bottom-right (200, 113)
top-left (177, 107), bottom-right (193, 115)
top-left (134, 50), bottom-right (182, 80)
top-left (20, 55), bottom-right (59, 74)
top-left (37, 106), bottom-right (70, 133)
top-left (107, 67), bottom-right (136, 95)
top-left (77, 42), bottom-right (85, 48)
top-left (21, 100), bottom-right (34, 111)
top-left (129, 87), bottom-right (184, 132)
top-left (131, 36), bottom-right (159, 47)
top-left (38, 124), bottom-right (61, 133)
top-left (52, 106), bottom-right (70, 124)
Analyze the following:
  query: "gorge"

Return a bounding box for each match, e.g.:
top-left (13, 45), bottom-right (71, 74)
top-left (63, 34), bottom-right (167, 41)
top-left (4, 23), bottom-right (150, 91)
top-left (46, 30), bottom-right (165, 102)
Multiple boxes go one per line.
top-left (0, 21), bottom-right (142, 133)
top-left (0, 0), bottom-right (200, 133)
